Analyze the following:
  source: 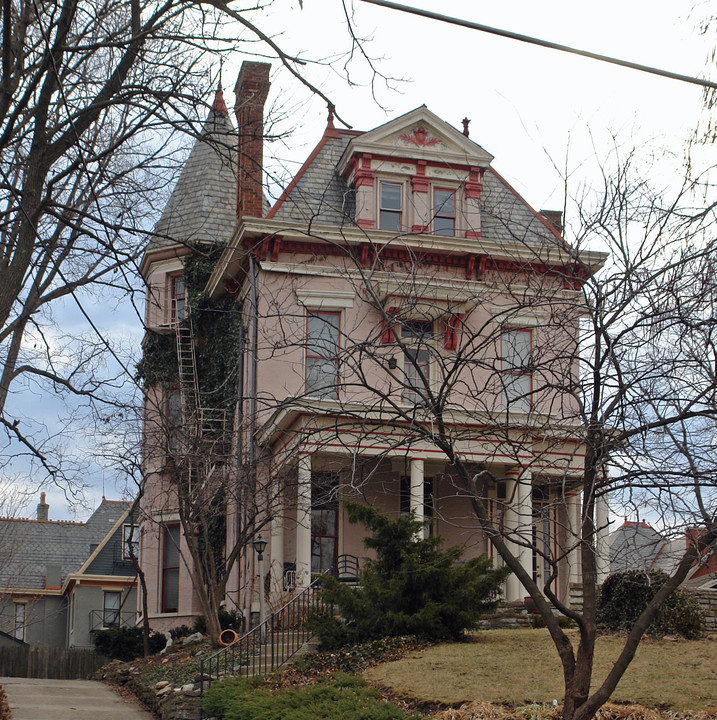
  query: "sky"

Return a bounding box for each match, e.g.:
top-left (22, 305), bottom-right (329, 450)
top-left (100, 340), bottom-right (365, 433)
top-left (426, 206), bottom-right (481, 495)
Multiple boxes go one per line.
top-left (9, 0), bottom-right (715, 521)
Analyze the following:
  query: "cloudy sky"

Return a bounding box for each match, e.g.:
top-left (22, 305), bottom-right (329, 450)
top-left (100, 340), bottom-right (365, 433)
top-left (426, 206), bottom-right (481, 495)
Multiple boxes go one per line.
top-left (16, 0), bottom-right (714, 521)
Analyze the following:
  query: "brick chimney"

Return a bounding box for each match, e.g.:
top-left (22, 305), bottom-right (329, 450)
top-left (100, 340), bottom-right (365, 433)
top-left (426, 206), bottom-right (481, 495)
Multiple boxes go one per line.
top-left (37, 491), bottom-right (49, 521)
top-left (540, 209), bottom-right (563, 234)
top-left (234, 62), bottom-right (271, 221)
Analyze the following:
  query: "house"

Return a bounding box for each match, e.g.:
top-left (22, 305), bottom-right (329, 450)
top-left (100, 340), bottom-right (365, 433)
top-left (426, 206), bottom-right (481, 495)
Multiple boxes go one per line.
top-left (609, 520), bottom-right (717, 589)
top-left (0, 494), bottom-right (138, 648)
top-left (138, 61), bottom-right (608, 632)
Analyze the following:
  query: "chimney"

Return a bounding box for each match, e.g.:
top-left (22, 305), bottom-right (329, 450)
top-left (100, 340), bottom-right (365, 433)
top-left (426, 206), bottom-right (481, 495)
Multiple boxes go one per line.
top-left (540, 209), bottom-right (563, 234)
top-left (234, 62), bottom-right (271, 221)
top-left (37, 492), bottom-right (49, 521)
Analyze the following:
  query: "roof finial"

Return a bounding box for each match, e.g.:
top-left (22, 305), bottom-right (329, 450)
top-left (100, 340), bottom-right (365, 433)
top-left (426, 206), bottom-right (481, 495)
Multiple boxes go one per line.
top-left (462, 117), bottom-right (470, 137)
top-left (211, 71), bottom-right (228, 116)
top-left (327, 103), bottom-right (335, 130)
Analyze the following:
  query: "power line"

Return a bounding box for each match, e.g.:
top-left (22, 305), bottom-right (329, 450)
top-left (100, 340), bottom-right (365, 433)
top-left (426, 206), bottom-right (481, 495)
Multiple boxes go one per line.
top-left (360, 0), bottom-right (717, 91)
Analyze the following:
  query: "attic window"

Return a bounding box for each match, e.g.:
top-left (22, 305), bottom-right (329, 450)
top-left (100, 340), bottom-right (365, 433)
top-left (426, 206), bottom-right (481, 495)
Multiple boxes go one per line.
top-left (434, 189), bottom-right (455, 236)
top-left (380, 182), bottom-right (402, 232)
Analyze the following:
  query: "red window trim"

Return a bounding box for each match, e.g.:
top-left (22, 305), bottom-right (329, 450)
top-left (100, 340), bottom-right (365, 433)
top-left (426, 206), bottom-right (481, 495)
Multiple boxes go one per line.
top-left (170, 275), bottom-right (186, 324)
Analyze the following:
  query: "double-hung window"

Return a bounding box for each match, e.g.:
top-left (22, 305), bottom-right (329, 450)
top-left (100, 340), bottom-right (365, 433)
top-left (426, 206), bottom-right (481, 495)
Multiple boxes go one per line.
top-left (103, 591), bottom-right (122, 628)
top-left (171, 276), bottom-right (186, 324)
top-left (166, 389), bottom-right (183, 458)
top-left (13, 603), bottom-right (25, 641)
top-left (379, 182), bottom-right (402, 232)
top-left (402, 320), bottom-right (432, 405)
top-left (306, 311), bottom-right (340, 399)
top-left (162, 524), bottom-right (180, 613)
top-left (501, 329), bottom-right (532, 412)
top-left (434, 189), bottom-right (456, 236)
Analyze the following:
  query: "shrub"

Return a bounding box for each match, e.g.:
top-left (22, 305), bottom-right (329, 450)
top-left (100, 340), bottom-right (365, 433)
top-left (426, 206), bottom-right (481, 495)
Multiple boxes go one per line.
top-left (597, 570), bottom-right (705, 638)
top-left (310, 502), bottom-right (511, 648)
top-left (92, 626), bottom-right (165, 661)
top-left (191, 609), bottom-right (243, 636)
top-left (203, 672), bottom-right (419, 720)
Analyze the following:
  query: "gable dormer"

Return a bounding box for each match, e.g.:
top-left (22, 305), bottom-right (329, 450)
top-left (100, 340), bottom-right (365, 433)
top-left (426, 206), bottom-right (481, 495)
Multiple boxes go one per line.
top-left (336, 107), bottom-right (493, 239)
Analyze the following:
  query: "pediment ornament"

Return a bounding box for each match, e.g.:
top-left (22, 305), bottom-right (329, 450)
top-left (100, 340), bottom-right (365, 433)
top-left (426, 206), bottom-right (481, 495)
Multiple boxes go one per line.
top-left (399, 125), bottom-right (441, 147)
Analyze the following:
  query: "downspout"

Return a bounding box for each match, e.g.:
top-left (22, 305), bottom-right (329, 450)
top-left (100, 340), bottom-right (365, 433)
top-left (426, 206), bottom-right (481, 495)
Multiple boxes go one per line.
top-left (242, 253), bottom-right (259, 627)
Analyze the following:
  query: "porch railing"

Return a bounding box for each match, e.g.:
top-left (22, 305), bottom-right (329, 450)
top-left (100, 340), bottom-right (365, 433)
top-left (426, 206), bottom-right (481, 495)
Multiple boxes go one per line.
top-left (88, 609), bottom-right (137, 632)
top-left (199, 577), bottom-right (331, 711)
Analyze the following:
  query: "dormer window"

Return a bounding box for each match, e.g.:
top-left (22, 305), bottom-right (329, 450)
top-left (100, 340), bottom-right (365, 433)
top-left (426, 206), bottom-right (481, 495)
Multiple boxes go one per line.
top-left (380, 182), bottom-right (402, 232)
top-left (434, 189), bottom-right (456, 236)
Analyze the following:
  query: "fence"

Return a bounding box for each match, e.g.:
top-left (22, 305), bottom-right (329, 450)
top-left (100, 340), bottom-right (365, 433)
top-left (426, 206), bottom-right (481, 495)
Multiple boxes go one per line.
top-left (0, 646), bottom-right (108, 679)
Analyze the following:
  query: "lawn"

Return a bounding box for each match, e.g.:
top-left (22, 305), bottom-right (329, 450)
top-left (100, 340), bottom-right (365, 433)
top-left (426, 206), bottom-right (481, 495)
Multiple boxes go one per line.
top-left (363, 630), bottom-right (717, 711)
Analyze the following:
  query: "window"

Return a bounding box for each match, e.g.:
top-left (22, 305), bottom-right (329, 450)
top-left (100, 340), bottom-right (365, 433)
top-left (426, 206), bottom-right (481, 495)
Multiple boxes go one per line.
top-left (103, 591), bottom-right (122, 628)
top-left (434, 189), bottom-right (456, 236)
top-left (501, 329), bottom-right (532, 412)
top-left (402, 320), bottom-right (432, 404)
top-left (171, 276), bottom-right (186, 323)
top-left (13, 603), bottom-right (25, 641)
top-left (162, 524), bottom-right (180, 613)
top-left (379, 182), bottom-right (402, 232)
top-left (166, 389), bottom-right (183, 456)
top-left (122, 524), bottom-right (139, 561)
top-left (306, 311), bottom-right (340, 399)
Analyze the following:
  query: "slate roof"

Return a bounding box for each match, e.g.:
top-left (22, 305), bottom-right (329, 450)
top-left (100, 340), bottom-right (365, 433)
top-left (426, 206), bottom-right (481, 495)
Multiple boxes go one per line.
top-left (0, 500), bottom-right (130, 591)
top-left (148, 101), bottom-right (238, 252)
top-left (268, 127), bottom-right (561, 253)
top-left (269, 133), bottom-right (356, 227)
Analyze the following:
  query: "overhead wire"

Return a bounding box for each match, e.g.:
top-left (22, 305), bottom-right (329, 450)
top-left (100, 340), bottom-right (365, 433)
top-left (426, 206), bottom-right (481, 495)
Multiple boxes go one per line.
top-left (360, 0), bottom-right (717, 91)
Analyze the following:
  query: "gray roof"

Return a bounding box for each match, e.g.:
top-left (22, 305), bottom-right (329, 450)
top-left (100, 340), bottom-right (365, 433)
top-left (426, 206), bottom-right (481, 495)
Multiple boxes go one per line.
top-left (268, 130), bottom-right (560, 253)
top-left (269, 134), bottom-right (356, 227)
top-left (0, 500), bottom-right (130, 590)
top-left (148, 108), bottom-right (238, 251)
top-left (480, 168), bottom-right (564, 253)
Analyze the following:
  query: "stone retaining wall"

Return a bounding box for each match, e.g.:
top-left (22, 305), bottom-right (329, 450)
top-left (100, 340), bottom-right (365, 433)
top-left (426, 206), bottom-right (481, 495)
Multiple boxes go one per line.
top-left (689, 589), bottom-right (717, 633)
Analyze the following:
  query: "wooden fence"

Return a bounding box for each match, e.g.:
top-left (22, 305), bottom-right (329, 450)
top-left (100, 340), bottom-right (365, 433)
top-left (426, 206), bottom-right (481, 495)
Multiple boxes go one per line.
top-left (0, 646), bottom-right (108, 679)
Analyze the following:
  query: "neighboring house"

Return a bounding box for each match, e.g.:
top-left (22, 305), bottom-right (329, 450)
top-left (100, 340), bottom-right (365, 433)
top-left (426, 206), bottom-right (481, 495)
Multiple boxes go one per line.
top-left (138, 61), bottom-right (608, 631)
top-left (0, 494), bottom-right (138, 648)
top-left (609, 520), bottom-right (717, 589)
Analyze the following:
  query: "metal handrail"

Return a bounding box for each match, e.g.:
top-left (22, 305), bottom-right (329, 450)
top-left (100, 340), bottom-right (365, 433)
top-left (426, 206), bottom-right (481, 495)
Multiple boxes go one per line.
top-left (199, 577), bottom-right (331, 712)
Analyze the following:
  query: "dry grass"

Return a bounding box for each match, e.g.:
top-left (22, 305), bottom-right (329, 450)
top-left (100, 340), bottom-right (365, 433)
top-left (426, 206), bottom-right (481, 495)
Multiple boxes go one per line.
top-left (363, 630), bottom-right (717, 712)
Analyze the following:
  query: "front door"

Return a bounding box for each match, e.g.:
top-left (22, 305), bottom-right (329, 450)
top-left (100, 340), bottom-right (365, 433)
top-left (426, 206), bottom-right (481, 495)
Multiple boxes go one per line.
top-left (311, 473), bottom-right (338, 575)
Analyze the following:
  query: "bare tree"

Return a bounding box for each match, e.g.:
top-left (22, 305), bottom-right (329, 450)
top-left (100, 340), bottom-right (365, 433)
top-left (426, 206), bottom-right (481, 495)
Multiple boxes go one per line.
top-left (0, 0), bottom-right (376, 498)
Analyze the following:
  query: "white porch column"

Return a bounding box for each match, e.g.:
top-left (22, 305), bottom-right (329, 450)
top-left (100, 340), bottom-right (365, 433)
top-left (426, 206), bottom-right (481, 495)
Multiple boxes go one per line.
top-left (269, 478), bottom-right (285, 601)
top-left (595, 490), bottom-right (610, 584)
top-left (566, 490), bottom-right (581, 587)
top-left (410, 458), bottom-right (425, 540)
top-left (504, 467), bottom-right (533, 602)
top-left (296, 453), bottom-right (312, 589)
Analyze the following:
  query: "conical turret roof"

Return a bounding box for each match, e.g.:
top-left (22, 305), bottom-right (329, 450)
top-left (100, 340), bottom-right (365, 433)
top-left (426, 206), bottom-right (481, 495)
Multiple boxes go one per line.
top-left (149, 90), bottom-right (237, 251)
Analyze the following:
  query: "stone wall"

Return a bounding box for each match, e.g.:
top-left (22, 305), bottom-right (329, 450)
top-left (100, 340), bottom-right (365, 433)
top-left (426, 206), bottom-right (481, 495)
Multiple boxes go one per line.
top-left (689, 589), bottom-right (717, 633)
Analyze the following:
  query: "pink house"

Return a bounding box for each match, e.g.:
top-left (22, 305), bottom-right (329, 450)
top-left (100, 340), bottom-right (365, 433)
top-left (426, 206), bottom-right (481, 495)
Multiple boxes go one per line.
top-left (138, 61), bottom-right (608, 631)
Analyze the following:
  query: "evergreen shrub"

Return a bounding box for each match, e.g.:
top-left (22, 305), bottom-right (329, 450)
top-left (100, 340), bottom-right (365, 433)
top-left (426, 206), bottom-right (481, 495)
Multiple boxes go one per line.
top-left (310, 502), bottom-right (510, 648)
top-left (597, 570), bottom-right (705, 638)
top-left (91, 626), bottom-right (165, 660)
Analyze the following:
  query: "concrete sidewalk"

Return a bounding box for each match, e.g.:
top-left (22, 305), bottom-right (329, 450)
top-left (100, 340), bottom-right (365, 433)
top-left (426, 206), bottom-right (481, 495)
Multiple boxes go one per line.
top-left (0, 677), bottom-right (155, 719)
